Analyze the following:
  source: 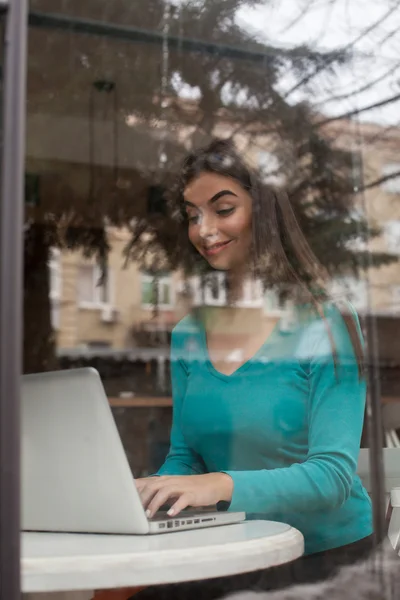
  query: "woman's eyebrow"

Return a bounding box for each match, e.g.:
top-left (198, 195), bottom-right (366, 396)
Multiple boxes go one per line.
top-left (209, 190), bottom-right (238, 203)
top-left (183, 189), bottom-right (237, 208)
top-left (183, 199), bottom-right (196, 208)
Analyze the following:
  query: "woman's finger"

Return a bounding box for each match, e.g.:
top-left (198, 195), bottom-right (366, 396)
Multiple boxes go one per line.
top-left (135, 479), bottom-right (149, 492)
top-left (136, 476), bottom-right (166, 491)
top-left (137, 477), bottom-right (170, 506)
top-left (167, 493), bottom-right (192, 517)
top-left (138, 484), bottom-right (160, 510)
top-left (146, 486), bottom-right (178, 518)
top-left (136, 476), bottom-right (168, 502)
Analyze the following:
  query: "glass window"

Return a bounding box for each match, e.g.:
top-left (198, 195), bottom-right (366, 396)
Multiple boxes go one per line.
top-left (237, 279), bottom-right (264, 308)
top-left (78, 264), bottom-right (112, 307)
top-left (203, 274), bottom-right (227, 307)
top-left (141, 272), bottom-right (172, 309)
top-left (19, 2), bottom-right (398, 578)
top-left (159, 279), bottom-right (171, 306)
top-left (141, 277), bottom-right (154, 307)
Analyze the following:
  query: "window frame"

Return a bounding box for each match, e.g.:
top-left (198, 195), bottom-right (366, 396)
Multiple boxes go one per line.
top-left (49, 248), bottom-right (62, 329)
top-left (78, 263), bottom-right (114, 309)
top-left (236, 278), bottom-right (264, 308)
top-left (141, 272), bottom-right (173, 310)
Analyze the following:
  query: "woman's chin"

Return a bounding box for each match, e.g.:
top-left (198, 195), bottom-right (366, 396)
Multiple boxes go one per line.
top-left (205, 255), bottom-right (231, 271)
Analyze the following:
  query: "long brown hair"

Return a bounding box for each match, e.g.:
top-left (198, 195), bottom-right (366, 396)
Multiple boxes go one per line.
top-left (169, 138), bottom-right (364, 377)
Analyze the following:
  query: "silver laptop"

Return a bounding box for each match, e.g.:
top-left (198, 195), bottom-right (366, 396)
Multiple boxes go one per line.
top-left (21, 367), bottom-right (245, 534)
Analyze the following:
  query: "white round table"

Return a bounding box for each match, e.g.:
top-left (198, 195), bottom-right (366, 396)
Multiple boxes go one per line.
top-left (22, 521), bottom-right (303, 598)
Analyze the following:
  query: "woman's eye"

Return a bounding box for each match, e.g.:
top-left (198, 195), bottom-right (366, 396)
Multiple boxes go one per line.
top-left (187, 214), bottom-right (199, 224)
top-left (217, 207), bottom-right (234, 217)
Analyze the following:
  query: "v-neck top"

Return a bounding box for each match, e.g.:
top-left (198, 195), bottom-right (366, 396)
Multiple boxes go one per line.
top-left (157, 302), bottom-right (373, 555)
top-left (199, 317), bottom-right (281, 380)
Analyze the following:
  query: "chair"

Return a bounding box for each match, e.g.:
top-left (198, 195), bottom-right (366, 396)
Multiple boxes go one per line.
top-left (382, 402), bottom-right (400, 448)
top-left (357, 447), bottom-right (400, 553)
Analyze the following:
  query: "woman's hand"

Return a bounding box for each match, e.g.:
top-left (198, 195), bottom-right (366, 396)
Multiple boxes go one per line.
top-left (135, 473), bottom-right (233, 518)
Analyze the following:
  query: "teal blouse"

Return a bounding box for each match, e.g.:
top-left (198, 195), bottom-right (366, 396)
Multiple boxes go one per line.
top-left (157, 303), bottom-right (373, 555)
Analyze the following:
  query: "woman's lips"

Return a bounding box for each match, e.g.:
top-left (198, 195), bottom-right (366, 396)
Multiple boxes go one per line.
top-left (203, 240), bottom-right (233, 256)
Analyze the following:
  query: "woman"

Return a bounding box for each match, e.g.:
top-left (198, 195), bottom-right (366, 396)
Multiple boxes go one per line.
top-left (134, 138), bottom-right (373, 598)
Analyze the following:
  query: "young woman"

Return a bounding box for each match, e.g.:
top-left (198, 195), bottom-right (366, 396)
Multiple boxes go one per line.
top-left (134, 138), bottom-right (373, 598)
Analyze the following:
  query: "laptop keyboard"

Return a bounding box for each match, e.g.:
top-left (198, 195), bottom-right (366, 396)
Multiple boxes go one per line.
top-left (150, 507), bottom-right (215, 521)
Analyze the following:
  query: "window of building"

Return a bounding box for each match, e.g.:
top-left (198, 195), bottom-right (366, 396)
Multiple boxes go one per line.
top-left (236, 279), bottom-right (264, 308)
top-left (49, 248), bottom-right (62, 329)
top-left (203, 273), bottom-right (227, 306)
top-left (86, 341), bottom-right (112, 351)
top-left (185, 277), bottom-right (202, 306)
top-left (186, 274), bottom-right (227, 307)
top-left (381, 163), bottom-right (400, 193)
top-left (384, 220), bottom-right (400, 254)
top-left (141, 272), bottom-right (172, 309)
top-left (78, 264), bottom-right (113, 308)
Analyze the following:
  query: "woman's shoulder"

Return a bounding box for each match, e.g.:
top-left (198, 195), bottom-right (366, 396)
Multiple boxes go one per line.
top-left (171, 313), bottom-right (203, 361)
top-left (293, 299), bottom-right (362, 361)
top-left (294, 298), bottom-right (360, 329)
top-left (172, 313), bottom-right (201, 338)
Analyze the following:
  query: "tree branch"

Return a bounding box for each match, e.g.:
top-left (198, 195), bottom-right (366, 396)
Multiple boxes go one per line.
top-left (278, 0), bottom-right (318, 35)
top-left (361, 170), bottom-right (400, 192)
top-left (316, 90), bottom-right (400, 127)
top-left (317, 60), bottom-right (400, 106)
top-left (342, 1), bottom-right (400, 51)
top-left (282, 1), bottom-right (400, 102)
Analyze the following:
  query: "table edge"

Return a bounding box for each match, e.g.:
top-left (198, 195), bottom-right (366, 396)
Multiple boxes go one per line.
top-left (22, 524), bottom-right (304, 592)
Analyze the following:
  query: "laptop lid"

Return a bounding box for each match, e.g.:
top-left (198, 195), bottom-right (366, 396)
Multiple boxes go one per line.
top-left (21, 368), bottom-right (149, 534)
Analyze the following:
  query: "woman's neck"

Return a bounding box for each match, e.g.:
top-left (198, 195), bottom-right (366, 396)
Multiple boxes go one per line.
top-left (225, 267), bottom-right (248, 304)
top-left (201, 286), bottom-right (263, 335)
top-left (202, 306), bottom-right (248, 331)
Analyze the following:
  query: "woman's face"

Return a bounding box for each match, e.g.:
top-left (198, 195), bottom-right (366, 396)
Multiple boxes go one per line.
top-left (183, 171), bottom-right (253, 272)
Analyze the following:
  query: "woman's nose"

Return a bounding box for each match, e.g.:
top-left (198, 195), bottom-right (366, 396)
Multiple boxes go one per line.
top-left (199, 215), bottom-right (218, 240)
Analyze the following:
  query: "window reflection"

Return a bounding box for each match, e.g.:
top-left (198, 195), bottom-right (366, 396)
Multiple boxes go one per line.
top-left (22, 3), bottom-right (400, 571)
